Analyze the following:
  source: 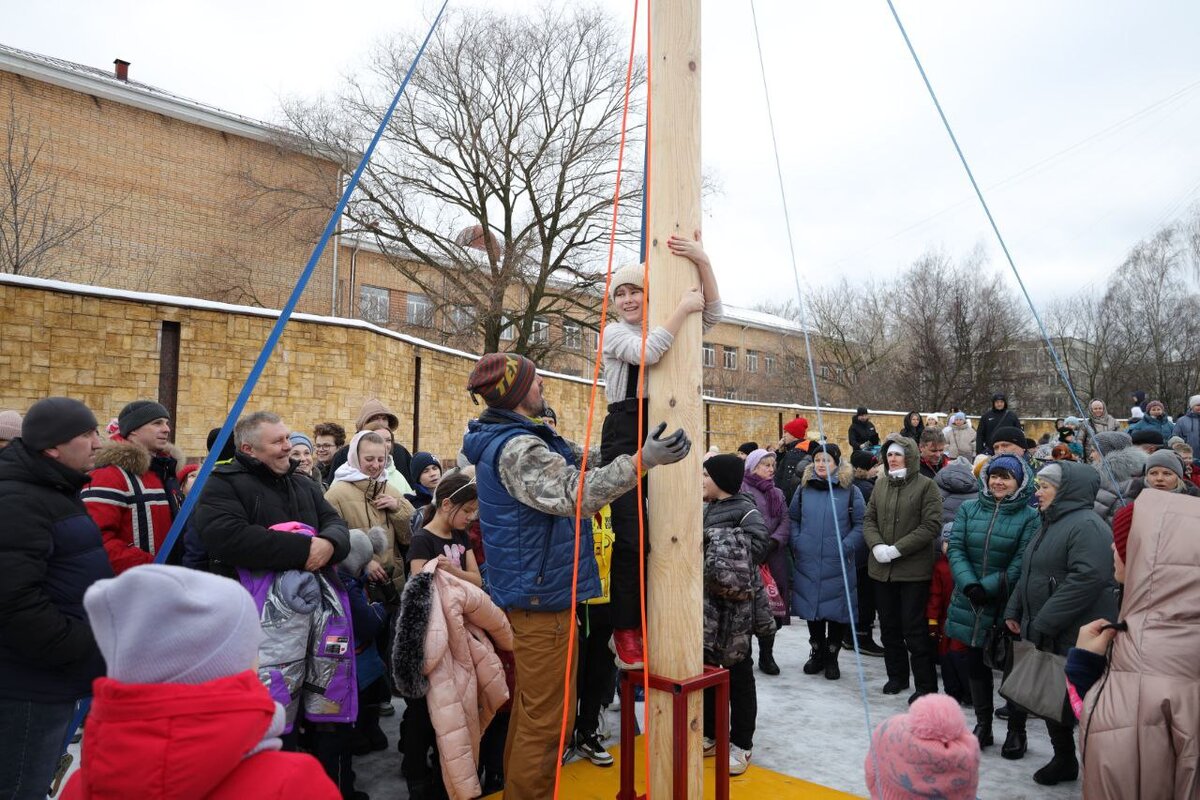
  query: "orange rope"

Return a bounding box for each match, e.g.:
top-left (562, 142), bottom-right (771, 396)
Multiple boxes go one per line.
top-left (553, 1), bottom-right (642, 796)
top-left (636, 0), bottom-right (655, 792)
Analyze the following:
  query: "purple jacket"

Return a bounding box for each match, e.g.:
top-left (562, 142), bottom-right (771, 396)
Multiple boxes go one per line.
top-left (741, 478), bottom-right (791, 620)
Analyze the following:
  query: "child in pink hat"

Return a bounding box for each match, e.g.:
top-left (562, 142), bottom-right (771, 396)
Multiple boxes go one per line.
top-left (865, 693), bottom-right (980, 800)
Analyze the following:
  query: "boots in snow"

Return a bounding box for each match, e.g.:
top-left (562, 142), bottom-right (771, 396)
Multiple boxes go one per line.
top-left (968, 678), bottom-right (994, 747)
top-left (758, 634), bottom-right (781, 675)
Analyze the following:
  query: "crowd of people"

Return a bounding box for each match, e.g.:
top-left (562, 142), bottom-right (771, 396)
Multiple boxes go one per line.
top-left (2, 293), bottom-right (1200, 800)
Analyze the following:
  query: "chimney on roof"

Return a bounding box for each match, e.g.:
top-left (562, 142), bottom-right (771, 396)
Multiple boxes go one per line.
top-left (114, 59), bottom-right (130, 81)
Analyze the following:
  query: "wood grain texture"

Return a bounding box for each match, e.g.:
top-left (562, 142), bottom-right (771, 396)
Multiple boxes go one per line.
top-left (645, 0), bottom-right (704, 795)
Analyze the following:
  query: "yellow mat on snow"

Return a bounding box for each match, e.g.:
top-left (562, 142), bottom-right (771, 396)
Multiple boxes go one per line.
top-left (483, 736), bottom-right (863, 798)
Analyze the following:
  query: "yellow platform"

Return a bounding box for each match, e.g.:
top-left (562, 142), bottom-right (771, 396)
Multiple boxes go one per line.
top-left (484, 737), bottom-right (863, 799)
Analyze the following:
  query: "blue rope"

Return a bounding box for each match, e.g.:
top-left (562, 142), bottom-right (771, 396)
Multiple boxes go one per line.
top-left (57, 1), bottom-right (451, 766)
top-left (747, 0), bottom-right (878, 760)
top-left (152, 0), bottom-right (451, 568)
top-left (882, 0), bottom-right (1124, 495)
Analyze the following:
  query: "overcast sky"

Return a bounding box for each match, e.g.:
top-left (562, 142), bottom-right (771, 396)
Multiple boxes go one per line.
top-left (6, 1), bottom-right (1200, 312)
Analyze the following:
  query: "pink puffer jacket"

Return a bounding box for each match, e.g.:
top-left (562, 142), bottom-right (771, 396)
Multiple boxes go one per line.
top-left (1080, 490), bottom-right (1200, 799)
top-left (421, 560), bottom-right (514, 800)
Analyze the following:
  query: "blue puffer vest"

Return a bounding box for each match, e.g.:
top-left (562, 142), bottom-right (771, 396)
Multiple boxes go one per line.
top-left (463, 409), bottom-right (600, 611)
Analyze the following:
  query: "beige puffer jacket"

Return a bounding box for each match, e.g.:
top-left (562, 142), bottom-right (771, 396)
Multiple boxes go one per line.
top-left (421, 560), bottom-right (514, 800)
top-left (1079, 490), bottom-right (1200, 799)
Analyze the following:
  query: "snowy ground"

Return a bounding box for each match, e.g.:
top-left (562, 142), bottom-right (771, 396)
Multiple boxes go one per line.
top-left (63, 622), bottom-right (1083, 799)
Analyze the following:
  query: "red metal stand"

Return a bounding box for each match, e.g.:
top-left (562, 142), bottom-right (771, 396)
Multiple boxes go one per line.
top-left (616, 666), bottom-right (730, 800)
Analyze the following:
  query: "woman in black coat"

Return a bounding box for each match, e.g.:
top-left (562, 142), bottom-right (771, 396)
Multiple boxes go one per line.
top-left (900, 411), bottom-right (924, 442)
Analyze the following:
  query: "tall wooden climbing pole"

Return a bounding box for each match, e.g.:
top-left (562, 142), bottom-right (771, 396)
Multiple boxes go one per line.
top-left (645, 0), bottom-right (704, 796)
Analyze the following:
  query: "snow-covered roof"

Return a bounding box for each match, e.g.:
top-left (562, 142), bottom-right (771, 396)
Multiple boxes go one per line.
top-left (0, 42), bottom-right (332, 158)
top-left (721, 305), bottom-right (812, 336)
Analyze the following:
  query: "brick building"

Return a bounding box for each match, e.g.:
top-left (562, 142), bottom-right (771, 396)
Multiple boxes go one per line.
top-left (1, 41), bottom-right (845, 406)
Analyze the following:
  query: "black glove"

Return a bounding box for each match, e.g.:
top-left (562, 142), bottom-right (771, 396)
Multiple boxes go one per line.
top-left (640, 421), bottom-right (692, 468)
top-left (767, 538), bottom-right (780, 555)
top-left (963, 584), bottom-right (987, 607)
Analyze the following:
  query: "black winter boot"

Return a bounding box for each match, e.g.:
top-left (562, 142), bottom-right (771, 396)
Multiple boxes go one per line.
top-left (758, 634), bottom-right (781, 675)
top-left (967, 678), bottom-right (993, 747)
top-left (824, 644), bottom-right (841, 680)
top-left (802, 630), bottom-right (826, 675)
top-left (1033, 725), bottom-right (1078, 785)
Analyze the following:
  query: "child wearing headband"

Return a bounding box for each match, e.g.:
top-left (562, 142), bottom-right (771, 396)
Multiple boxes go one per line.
top-left (407, 470), bottom-right (482, 588)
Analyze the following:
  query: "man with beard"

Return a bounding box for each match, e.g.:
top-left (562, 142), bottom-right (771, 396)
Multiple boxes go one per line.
top-left (461, 352), bottom-right (691, 799)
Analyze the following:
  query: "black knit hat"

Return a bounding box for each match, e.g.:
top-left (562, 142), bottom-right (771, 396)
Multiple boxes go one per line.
top-left (118, 400), bottom-right (170, 437)
top-left (22, 397), bottom-right (98, 450)
top-left (813, 443), bottom-right (842, 465)
top-left (1130, 429), bottom-right (1164, 447)
top-left (989, 426), bottom-right (1025, 448)
top-left (856, 407), bottom-right (869, 416)
top-left (850, 450), bottom-right (877, 471)
top-left (704, 454), bottom-right (745, 496)
top-left (736, 441), bottom-right (759, 456)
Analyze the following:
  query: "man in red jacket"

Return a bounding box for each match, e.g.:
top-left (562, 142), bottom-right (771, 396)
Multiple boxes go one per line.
top-left (81, 400), bottom-right (183, 572)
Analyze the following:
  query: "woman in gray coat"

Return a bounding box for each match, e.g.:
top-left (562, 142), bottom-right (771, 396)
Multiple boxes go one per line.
top-left (1004, 461), bottom-right (1117, 788)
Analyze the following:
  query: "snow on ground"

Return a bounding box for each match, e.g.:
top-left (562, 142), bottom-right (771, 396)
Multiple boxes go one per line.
top-left (62, 621), bottom-right (1082, 799)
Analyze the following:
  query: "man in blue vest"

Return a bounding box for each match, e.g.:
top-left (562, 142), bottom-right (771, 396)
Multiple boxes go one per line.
top-left (462, 352), bottom-right (691, 798)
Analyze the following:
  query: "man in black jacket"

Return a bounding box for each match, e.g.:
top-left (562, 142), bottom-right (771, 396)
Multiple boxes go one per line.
top-left (848, 407), bottom-right (880, 452)
top-left (975, 393), bottom-right (1021, 456)
top-left (0, 397), bottom-right (113, 798)
top-left (195, 411), bottom-right (350, 577)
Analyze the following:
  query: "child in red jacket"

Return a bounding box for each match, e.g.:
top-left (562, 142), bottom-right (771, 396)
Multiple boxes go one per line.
top-left (64, 564), bottom-right (338, 799)
top-left (927, 530), bottom-right (970, 705)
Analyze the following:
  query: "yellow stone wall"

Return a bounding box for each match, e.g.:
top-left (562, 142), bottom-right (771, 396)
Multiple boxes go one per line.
top-left (2, 70), bottom-right (338, 313)
top-left (0, 278), bottom-right (1058, 465)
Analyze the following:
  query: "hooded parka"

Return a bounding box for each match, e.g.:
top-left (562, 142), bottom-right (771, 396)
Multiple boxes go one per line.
top-left (788, 461), bottom-right (865, 624)
top-left (862, 434), bottom-right (943, 583)
top-left (1003, 461), bottom-right (1118, 655)
top-left (1078, 490), bottom-right (1200, 799)
top-left (975, 394), bottom-right (1021, 455)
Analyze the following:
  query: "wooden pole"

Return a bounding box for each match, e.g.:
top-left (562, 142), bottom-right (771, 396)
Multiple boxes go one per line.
top-left (646, 0), bottom-right (702, 796)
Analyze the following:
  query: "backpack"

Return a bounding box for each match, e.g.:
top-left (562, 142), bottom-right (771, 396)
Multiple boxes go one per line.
top-left (703, 510), bottom-right (756, 601)
top-left (774, 447), bottom-right (810, 505)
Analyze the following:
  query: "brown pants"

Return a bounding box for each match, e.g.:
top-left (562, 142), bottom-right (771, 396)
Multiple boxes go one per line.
top-left (503, 608), bottom-right (578, 799)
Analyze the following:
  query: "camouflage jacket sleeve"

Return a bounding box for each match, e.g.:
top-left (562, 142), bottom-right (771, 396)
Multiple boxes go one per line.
top-left (498, 435), bottom-right (639, 518)
top-left (563, 438), bottom-right (602, 467)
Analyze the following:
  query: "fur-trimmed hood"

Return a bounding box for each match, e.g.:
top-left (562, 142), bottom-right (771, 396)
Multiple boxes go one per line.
top-left (392, 571), bottom-right (432, 699)
top-left (93, 437), bottom-right (184, 475)
top-left (1096, 445), bottom-right (1148, 488)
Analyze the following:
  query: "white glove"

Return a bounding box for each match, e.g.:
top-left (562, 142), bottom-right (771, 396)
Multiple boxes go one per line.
top-left (885, 545), bottom-right (902, 562)
top-left (872, 544), bottom-right (893, 564)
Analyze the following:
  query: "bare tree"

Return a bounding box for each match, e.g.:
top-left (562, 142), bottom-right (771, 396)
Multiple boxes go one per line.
top-left (1104, 225), bottom-right (1200, 414)
top-left (244, 6), bottom-right (645, 361)
top-left (0, 99), bottom-right (114, 278)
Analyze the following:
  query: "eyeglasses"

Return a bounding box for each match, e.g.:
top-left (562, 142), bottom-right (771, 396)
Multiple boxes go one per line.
top-left (314, 443), bottom-right (335, 450)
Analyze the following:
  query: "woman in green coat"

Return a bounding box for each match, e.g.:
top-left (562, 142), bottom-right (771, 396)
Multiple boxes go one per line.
top-left (946, 454), bottom-right (1038, 758)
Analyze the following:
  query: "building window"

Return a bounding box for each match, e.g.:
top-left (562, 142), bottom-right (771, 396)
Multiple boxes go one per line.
top-left (702, 343), bottom-right (716, 368)
top-left (723, 347), bottom-right (738, 371)
top-left (447, 304), bottom-right (475, 330)
top-left (498, 313), bottom-right (517, 342)
top-left (530, 316), bottom-right (549, 345)
top-left (406, 292), bottom-right (434, 327)
top-left (359, 285), bottom-right (389, 325)
top-left (819, 364), bottom-right (831, 379)
top-left (563, 321), bottom-right (582, 351)
top-left (765, 354), bottom-right (775, 374)
top-left (746, 350), bottom-right (759, 373)
top-left (725, 390), bottom-right (737, 400)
